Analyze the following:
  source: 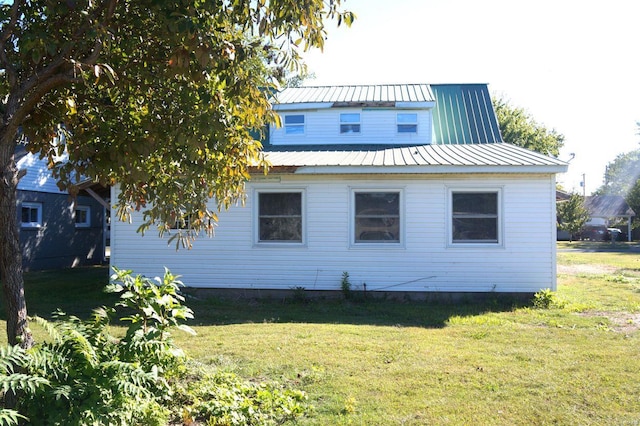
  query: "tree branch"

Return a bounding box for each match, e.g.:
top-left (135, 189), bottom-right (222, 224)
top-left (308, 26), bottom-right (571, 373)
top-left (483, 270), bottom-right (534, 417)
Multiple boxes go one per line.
top-left (77, 0), bottom-right (118, 65)
top-left (20, 0), bottom-right (118, 100)
top-left (6, 72), bottom-right (78, 140)
top-left (0, 0), bottom-right (25, 89)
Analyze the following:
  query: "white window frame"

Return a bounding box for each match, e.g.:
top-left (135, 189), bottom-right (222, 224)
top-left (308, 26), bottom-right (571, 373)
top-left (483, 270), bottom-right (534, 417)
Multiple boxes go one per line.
top-left (21, 202), bottom-right (43, 228)
top-left (254, 189), bottom-right (306, 245)
top-left (350, 188), bottom-right (403, 247)
top-left (397, 113), bottom-right (418, 134)
top-left (340, 112), bottom-right (361, 134)
top-left (284, 114), bottom-right (305, 135)
top-left (447, 187), bottom-right (503, 247)
top-left (74, 205), bottom-right (91, 228)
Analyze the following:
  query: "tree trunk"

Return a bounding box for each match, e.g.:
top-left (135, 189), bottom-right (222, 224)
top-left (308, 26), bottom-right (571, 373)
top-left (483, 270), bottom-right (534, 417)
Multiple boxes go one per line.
top-left (0, 129), bottom-right (34, 349)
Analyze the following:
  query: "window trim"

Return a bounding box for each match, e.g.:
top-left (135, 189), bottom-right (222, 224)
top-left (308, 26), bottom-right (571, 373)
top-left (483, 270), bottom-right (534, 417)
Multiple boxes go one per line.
top-left (350, 188), bottom-right (404, 247)
top-left (254, 189), bottom-right (306, 246)
top-left (284, 114), bottom-right (305, 135)
top-left (74, 205), bottom-right (91, 228)
top-left (447, 187), bottom-right (503, 247)
top-left (21, 202), bottom-right (43, 228)
top-left (339, 112), bottom-right (361, 134)
top-left (397, 113), bottom-right (418, 134)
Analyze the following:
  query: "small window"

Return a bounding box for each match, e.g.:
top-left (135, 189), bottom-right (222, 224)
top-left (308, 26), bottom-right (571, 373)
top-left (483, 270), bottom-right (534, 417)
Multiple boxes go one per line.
top-left (171, 213), bottom-right (193, 230)
top-left (397, 113), bottom-right (418, 133)
top-left (258, 192), bottom-right (303, 242)
top-left (75, 205), bottom-right (91, 228)
top-left (451, 191), bottom-right (499, 243)
top-left (340, 113), bottom-right (361, 134)
top-left (354, 192), bottom-right (400, 243)
top-left (21, 202), bottom-right (42, 228)
top-left (284, 114), bottom-right (305, 135)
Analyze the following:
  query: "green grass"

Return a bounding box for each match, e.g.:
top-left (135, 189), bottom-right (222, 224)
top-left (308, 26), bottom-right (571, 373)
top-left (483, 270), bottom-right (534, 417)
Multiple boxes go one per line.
top-left (2, 245), bottom-right (640, 425)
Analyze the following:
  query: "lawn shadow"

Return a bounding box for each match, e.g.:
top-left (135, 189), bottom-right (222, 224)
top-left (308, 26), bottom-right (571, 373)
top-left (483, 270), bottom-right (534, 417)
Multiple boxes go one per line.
top-left (184, 291), bottom-right (531, 329)
top-left (2, 266), bottom-right (531, 330)
top-left (0, 266), bottom-right (117, 322)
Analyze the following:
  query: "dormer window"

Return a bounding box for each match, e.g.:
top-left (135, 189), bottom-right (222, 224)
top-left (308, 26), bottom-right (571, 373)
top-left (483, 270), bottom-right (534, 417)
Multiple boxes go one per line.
top-left (397, 113), bottom-right (418, 133)
top-left (340, 113), bottom-right (361, 134)
top-left (284, 114), bottom-right (305, 135)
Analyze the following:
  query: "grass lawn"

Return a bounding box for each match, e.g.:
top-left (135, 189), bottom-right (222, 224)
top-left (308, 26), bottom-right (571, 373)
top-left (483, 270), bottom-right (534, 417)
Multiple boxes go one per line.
top-left (2, 245), bottom-right (640, 425)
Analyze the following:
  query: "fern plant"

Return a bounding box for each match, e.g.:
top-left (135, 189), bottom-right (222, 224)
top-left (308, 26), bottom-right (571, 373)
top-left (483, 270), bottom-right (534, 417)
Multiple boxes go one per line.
top-left (0, 267), bottom-right (193, 425)
top-left (0, 345), bottom-right (45, 425)
top-left (1, 267), bottom-right (311, 425)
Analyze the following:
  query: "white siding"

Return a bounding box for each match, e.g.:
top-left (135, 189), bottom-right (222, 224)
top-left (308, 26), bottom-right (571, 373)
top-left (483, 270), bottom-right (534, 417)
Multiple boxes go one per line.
top-left (270, 108), bottom-right (433, 146)
top-left (17, 152), bottom-right (66, 194)
top-left (110, 173), bottom-right (557, 293)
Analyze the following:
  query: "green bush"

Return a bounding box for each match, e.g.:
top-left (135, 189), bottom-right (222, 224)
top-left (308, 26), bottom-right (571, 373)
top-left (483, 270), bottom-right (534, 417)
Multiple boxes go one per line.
top-left (0, 267), bottom-right (310, 425)
top-left (0, 267), bottom-right (189, 425)
top-left (341, 272), bottom-right (352, 299)
top-left (173, 364), bottom-right (309, 425)
top-left (532, 288), bottom-right (566, 309)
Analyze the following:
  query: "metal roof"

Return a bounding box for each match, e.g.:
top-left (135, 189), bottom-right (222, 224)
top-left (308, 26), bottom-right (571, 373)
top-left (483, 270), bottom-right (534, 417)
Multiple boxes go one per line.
top-left (271, 83), bottom-right (502, 144)
top-left (431, 84), bottom-right (502, 145)
top-left (584, 195), bottom-right (636, 218)
top-left (273, 84), bottom-right (435, 104)
top-left (262, 143), bottom-right (567, 172)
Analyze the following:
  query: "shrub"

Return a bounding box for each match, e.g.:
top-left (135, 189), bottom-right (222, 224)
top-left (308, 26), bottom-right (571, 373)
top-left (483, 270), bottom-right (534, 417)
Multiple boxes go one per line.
top-left (0, 268), bottom-right (190, 425)
top-left (532, 288), bottom-right (566, 309)
top-left (173, 364), bottom-right (309, 425)
top-left (0, 267), bottom-right (310, 425)
top-left (341, 272), bottom-right (352, 299)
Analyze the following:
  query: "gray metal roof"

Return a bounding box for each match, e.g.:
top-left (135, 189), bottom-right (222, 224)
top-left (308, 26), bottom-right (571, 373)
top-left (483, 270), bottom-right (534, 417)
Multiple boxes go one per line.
top-left (262, 143), bottom-right (567, 172)
top-left (273, 84), bottom-right (435, 104)
top-left (585, 195), bottom-right (636, 218)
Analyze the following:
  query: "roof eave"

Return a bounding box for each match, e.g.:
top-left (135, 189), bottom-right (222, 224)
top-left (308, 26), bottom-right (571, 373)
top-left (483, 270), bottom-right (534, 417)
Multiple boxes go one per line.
top-left (273, 101), bottom-right (435, 111)
top-left (258, 164), bottom-right (569, 175)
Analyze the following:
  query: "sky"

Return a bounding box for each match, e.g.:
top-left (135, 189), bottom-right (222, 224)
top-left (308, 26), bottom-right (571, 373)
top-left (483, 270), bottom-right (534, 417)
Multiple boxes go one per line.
top-left (301, 0), bottom-right (640, 195)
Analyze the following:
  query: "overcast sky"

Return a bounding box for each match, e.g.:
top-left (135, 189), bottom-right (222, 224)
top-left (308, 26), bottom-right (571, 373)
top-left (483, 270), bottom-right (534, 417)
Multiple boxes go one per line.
top-left (301, 0), bottom-right (640, 195)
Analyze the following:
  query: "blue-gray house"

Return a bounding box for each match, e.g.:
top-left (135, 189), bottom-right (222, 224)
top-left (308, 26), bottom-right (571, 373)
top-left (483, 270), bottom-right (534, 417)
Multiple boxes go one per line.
top-left (16, 145), bottom-right (109, 271)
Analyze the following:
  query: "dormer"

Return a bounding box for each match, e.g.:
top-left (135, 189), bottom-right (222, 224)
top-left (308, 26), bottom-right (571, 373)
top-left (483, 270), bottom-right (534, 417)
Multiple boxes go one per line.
top-left (269, 84), bottom-right (436, 146)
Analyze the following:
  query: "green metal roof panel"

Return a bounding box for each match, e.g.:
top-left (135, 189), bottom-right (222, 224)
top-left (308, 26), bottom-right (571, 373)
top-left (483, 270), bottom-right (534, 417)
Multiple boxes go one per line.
top-left (431, 84), bottom-right (502, 145)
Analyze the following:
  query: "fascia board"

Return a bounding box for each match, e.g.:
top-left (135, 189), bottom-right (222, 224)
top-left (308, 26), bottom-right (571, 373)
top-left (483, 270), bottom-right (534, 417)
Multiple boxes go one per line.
top-left (289, 165), bottom-right (569, 175)
top-left (273, 103), bottom-right (333, 111)
top-left (395, 101), bottom-right (436, 109)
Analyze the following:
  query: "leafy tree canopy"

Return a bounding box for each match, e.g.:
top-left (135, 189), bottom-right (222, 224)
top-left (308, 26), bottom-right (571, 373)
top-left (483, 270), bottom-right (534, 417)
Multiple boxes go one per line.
top-left (0, 0), bottom-right (354, 346)
top-left (493, 97), bottom-right (564, 157)
top-left (1, 0), bottom-right (354, 245)
top-left (595, 142), bottom-right (640, 223)
top-left (556, 193), bottom-right (589, 242)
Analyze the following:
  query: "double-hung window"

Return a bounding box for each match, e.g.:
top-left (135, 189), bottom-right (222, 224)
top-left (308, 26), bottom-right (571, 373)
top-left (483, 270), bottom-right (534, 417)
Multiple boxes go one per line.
top-left (340, 113), bottom-right (361, 134)
top-left (397, 113), bottom-right (418, 134)
top-left (354, 191), bottom-right (400, 243)
top-left (258, 191), bottom-right (303, 243)
top-left (21, 202), bottom-right (42, 228)
top-left (75, 205), bottom-right (91, 228)
top-left (284, 114), bottom-right (305, 135)
top-left (451, 191), bottom-right (500, 244)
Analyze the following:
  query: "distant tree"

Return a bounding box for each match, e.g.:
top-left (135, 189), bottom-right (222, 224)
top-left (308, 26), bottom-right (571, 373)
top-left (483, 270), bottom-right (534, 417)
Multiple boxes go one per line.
top-left (493, 97), bottom-right (564, 157)
top-left (557, 193), bottom-right (590, 242)
top-left (285, 71), bottom-right (316, 88)
top-left (596, 146), bottom-right (640, 227)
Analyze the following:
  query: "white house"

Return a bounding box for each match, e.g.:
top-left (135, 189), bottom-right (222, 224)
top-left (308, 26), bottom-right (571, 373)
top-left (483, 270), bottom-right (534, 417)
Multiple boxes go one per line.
top-left (110, 83), bottom-right (568, 295)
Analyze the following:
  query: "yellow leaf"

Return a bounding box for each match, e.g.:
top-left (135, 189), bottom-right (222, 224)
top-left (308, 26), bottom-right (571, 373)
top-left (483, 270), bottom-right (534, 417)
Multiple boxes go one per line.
top-left (66, 98), bottom-right (77, 115)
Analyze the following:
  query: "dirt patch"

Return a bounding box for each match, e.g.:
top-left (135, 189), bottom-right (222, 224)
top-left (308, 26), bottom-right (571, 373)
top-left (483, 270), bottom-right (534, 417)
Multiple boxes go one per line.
top-left (557, 264), bottom-right (617, 275)
top-left (579, 311), bottom-right (640, 334)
